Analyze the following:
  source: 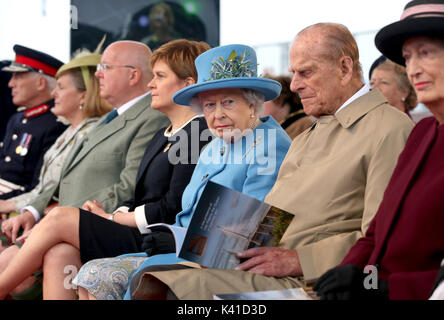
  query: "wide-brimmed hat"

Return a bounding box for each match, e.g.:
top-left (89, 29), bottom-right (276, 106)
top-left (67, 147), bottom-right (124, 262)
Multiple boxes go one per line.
top-left (56, 53), bottom-right (101, 88)
top-left (375, 0), bottom-right (444, 66)
top-left (368, 55), bottom-right (387, 80)
top-left (173, 44), bottom-right (281, 109)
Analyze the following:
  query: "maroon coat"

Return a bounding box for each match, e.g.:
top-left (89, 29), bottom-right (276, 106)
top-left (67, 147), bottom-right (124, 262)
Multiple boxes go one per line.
top-left (341, 117), bottom-right (444, 300)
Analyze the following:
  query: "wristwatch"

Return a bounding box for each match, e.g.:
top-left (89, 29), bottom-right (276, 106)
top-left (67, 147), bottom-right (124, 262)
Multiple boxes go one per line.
top-left (108, 212), bottom-right (115, 221)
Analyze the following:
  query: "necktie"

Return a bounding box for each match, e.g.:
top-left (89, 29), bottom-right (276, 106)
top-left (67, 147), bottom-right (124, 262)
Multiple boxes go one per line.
top-left (104, 109), bottom-right (118, 124)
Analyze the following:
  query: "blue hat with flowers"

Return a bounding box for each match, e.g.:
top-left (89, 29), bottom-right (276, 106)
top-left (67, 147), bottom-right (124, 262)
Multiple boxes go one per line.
top-left (173, 44), bottom-right (282, 107)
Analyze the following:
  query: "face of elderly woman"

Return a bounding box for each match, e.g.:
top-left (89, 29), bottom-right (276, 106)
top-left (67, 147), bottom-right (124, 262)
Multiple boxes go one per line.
top-left (199, 88), bottom-right (255, 141)
top-left (370, 67), bottom-right (408, 112)
top-left (403, 36), bottom-right (444, 108)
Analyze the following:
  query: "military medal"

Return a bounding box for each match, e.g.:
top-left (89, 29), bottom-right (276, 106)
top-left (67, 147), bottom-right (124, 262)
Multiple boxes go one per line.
top-left (20, 134), bottom-right (32, 156)
top-left (16, 134), bottom-right (27, 155)
top-left (163, 142), bottom-right (172, 153)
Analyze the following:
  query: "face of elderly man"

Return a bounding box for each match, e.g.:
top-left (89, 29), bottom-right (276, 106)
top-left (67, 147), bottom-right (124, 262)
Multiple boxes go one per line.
top-left (8, 72), bottom-right (41, 107)
top-left (289, 29), bottom-right (349, 118)
top-left (95, 41), bottom-right (152, 108)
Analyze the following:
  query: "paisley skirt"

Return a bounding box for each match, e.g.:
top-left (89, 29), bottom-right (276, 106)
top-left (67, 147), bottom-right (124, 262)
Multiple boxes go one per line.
top-left (73, 256), bottom-right (146, 300)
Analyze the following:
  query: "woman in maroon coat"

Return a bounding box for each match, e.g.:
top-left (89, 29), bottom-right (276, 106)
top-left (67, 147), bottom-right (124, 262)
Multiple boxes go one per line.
top-left (314, 0), bottom-right (444, 300)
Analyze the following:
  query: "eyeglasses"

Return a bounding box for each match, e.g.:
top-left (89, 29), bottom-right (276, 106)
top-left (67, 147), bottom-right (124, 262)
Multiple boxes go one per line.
top-left (96, 63), bottom-right (135, 72)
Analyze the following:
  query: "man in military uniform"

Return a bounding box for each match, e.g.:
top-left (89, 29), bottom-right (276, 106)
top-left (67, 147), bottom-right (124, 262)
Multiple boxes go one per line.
top-left (0, 45), bottom-right (67, 199)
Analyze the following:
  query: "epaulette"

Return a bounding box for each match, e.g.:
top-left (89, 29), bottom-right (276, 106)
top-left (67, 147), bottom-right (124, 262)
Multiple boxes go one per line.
top-left (24, 104), bottom-right (50, 119)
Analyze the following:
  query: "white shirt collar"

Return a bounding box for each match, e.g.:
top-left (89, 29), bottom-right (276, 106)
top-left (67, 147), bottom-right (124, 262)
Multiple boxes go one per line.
top-left (116, 91), bottom-right (151, 116)
top-left (335, 84), bottom-right (370, 114)
top-left (164, 115), bottom-right (204, 137)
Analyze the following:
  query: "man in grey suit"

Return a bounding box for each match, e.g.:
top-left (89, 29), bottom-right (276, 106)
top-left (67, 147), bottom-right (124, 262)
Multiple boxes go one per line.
top-left (3, 40), bottom-right (169, 243)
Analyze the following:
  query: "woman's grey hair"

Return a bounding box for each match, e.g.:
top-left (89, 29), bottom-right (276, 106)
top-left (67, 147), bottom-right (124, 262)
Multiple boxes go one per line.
top-left (241, 89), bottom-right (265, 117)
top-left (191, 88), bottom-right (265, 116)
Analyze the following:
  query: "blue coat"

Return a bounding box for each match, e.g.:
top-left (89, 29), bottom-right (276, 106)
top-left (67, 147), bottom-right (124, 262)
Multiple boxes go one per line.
top-left (122, 116), bottom-right (291, 299)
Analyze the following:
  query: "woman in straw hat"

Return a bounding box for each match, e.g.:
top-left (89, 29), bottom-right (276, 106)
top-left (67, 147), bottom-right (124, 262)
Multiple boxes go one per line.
top-left (73, 44), bottom-right (292, 300)
top-left (314, 0), bottom-right (444, 300)
top-left (0, 50), bottom-right (112, 299)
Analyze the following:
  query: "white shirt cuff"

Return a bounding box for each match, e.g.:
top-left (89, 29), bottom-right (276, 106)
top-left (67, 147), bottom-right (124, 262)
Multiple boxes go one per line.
top-left (113, 206), bottom-right (130, 214)
top-left (430, 281), bottom-right (444, 300)
top-left (20, 205), bottom-right (40, 223)
top-left (134, 205), bottom-right (150, 234)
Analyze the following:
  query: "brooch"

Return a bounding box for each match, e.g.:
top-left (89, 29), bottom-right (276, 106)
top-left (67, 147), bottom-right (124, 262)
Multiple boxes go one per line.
top-left (163, 142), bottom-right (172, 153)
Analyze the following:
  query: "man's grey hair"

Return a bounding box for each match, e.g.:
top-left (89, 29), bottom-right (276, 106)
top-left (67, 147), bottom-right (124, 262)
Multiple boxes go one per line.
top-left (42, 74), bottom-right (56, 92)
top-left (26, 71), bottom-right (57, 93)
top-left (298, 23), bottom-right (363, 81)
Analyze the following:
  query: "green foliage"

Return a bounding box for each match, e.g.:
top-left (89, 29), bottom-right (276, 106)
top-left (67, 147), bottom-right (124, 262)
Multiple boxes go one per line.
top-left (270, 207), bottom-right (294, 246)
top-left (206, 50), bottom-right (255, 81)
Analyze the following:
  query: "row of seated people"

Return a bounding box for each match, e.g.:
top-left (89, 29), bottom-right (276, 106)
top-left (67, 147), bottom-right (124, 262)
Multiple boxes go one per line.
top-left (0, 0), bottom-right (443, 300)
top-left (0, 46), bottom-right (311, 218)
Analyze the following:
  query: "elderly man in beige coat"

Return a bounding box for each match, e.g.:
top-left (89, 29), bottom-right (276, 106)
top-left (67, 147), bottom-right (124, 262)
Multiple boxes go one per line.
top-left (126, 23), bottom-right (414, 300)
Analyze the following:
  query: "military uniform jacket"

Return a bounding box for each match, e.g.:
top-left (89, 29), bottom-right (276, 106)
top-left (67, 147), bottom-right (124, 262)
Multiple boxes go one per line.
top-left (28, 94), bottom-right (170, 214)
top-left (10, 117), bottom-right (99, 212)
top-left (128, 89), bottom-right (415, 300)
top-left (0, 101), bottom-right (67, 198)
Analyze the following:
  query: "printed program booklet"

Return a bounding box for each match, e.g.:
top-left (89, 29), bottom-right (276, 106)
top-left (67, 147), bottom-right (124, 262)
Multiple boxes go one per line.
top-left (146, 181), bottom-right (294, 270)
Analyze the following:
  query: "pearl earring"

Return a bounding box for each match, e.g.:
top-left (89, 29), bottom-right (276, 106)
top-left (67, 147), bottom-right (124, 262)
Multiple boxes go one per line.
top-left (250, 114), bottom-right (255, 119)
top-left (79, 104), bottom-right (83, 110)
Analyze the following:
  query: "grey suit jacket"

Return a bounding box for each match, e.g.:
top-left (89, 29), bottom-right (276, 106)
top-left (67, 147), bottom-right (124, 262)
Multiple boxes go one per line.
top-left (29, 94), bottom-right (170, 214)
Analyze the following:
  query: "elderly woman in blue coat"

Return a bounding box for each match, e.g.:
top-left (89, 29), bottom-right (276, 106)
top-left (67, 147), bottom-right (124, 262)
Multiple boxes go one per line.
top-left (72, 44), bottom-right (292, 300)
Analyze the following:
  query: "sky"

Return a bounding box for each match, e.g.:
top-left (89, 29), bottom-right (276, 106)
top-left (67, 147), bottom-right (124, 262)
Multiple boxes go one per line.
top-left (0, 0), bottom-right (410, 78)
top-left (219, 0), bottom-right (409, 46)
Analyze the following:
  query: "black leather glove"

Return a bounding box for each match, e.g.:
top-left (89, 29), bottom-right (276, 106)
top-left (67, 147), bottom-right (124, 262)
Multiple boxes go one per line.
top-left (141, 228), bottom-right (176, 257)
top-left (313, 265), bottom-right (389, 300)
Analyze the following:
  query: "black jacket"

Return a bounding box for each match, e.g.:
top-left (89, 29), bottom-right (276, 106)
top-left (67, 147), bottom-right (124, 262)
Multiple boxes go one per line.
top-left (0, 100), bottom-right (67, 199)
top-left (121, 116), bottom-right (211, 224)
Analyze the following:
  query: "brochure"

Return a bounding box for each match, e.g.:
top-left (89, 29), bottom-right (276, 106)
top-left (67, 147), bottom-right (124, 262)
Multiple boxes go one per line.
top-left (147, 181), bottom-right (294, 270)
